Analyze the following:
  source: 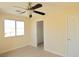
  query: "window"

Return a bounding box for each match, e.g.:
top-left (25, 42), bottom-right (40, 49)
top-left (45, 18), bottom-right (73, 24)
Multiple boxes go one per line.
top-left (16, 21), bottom-right (24, 35)
top-left (4, 20), bottom-right (15, 37)
top-left (4, 19), bottom-right (24, 37)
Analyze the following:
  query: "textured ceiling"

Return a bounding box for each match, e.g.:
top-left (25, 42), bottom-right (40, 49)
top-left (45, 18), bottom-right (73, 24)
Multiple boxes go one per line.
top-left (0, 2), bottom-right (43, 17)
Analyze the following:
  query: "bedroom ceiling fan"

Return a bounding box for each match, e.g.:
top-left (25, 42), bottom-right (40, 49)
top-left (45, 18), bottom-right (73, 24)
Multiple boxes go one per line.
top-left (13, 2), bottom-right (45, 18)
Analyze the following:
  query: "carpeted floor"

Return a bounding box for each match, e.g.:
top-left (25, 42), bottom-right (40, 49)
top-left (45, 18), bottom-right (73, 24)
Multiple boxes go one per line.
top-left (0, 45), bottom-right (60, 57)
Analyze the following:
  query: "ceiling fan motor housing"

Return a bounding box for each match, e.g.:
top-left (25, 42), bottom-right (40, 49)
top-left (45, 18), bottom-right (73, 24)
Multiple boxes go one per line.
top-left (29, 14), bottom-right (32, 18)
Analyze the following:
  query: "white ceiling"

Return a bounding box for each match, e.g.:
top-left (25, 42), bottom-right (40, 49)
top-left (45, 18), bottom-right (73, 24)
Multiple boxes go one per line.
top-left (0, 2), bottom-right (44, 17)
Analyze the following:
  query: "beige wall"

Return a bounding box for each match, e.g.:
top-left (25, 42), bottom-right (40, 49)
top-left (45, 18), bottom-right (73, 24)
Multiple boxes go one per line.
top-left (1, 2), bottom-right (79, 56)
top-left (30, 3), bottom-right (79, 56)
top-left (0, 12), bottom-right (31, 54)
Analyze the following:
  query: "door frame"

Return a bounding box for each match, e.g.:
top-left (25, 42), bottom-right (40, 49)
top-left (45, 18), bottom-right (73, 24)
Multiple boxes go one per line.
top-left (32, 19), bottom-right (44, 47)
top-left (36, 20), bottom-right (44, 47)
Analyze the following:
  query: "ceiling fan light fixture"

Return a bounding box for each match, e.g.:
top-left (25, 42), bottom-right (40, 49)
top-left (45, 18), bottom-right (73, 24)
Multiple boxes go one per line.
top-left (29, 14), bottom-right (32, 18)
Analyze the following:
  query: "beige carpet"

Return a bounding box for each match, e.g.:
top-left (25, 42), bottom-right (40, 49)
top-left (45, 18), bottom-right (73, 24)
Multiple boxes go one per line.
top-left (0, 46), bottom-right (60, 57)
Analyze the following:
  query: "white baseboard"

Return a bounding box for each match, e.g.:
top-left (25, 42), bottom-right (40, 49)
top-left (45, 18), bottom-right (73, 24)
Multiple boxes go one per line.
top-left (44, 48), bottom-right (64, 57)
top-left (0, 44), bottom-right (29, 55)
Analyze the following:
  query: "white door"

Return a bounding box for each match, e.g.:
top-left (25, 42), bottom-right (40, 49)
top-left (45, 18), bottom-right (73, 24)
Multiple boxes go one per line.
top-left (67, 15), bottom-right (79, 57)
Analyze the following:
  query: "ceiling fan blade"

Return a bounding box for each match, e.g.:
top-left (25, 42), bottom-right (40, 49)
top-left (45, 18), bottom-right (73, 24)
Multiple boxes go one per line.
top-left (33, 10), bottom-right (45, 15)
top-left (13, 6), bottom-right (27, 10)
top-left (16, 10), bottom-right (21, 12)
top-left (20, 11), bottom-right (26, 14)
top-left (31, 4), bottom-right (42, 10)
top-left (16, 10), bottom-right (26, 14)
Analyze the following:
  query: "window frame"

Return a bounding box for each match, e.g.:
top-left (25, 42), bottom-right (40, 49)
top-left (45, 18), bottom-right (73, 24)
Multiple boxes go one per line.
top-left (4, 19), bottom-right (24, 37)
